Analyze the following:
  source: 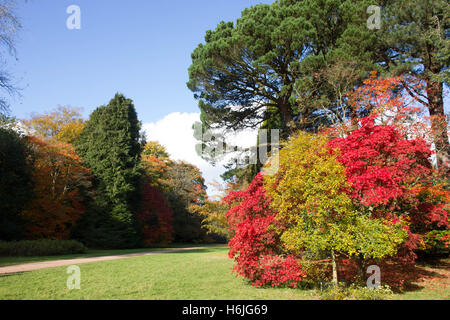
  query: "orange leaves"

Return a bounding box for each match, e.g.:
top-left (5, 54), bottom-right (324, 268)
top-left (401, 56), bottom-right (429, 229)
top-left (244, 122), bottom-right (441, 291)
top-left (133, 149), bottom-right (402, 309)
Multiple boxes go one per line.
top-left (19, 137), bottom-right (92, 240)
top-left (324, 72), bottom-right (439, 142)
top-left (141, 154), bottom-right (171, 190)
top-left (348, 71), bottom-right (404, 110)
top-left (348, 72), bottom-right (439, 143)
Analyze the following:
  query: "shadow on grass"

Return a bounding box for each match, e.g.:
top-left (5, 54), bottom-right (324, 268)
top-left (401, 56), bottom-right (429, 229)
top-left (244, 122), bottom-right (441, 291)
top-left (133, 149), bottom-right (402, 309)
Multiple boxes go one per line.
top-left (0, 272), bottom-right (26, 278)
top-left (317, 255), bottom-right (450, 294)
top-left (0, 244), bottom-right (227, 267)
top-left (167, 247), bottom-right (228, 255)
top-left (400, 258), bottom-right (450, 292)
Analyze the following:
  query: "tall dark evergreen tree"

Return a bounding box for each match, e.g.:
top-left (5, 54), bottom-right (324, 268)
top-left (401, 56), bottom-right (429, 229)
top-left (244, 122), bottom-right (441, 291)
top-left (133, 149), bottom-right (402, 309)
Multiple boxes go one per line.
top-left (0, 127), bottom-right (33, 240)
top-left (75, 94), bottom-right (142, 248)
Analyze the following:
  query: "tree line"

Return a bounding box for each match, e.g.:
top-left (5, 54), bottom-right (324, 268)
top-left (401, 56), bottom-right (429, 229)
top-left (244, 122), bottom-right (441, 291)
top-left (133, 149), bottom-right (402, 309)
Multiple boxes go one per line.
top-left (1, 96), bottom-right (221, 248)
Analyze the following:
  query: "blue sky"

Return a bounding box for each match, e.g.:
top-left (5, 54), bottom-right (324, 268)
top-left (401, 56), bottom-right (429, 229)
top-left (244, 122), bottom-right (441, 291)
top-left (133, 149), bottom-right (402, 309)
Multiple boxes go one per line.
top-left (5, 0), bottom-right (448, 194)
top-left (5, 0), bottom-right (274, 194)
top-left (9, 0), bottom-right (273, 122)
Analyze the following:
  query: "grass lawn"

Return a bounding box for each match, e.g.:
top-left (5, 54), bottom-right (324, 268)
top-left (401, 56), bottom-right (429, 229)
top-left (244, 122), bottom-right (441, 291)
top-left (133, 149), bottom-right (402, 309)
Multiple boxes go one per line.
top-left (0, 246), bottom-right (318, 300)
top-left (0, 246), bottom-right (448, 300)
top-left (0, 243), bottom-right (217, 267)
top-left (393, 258), bottom-right (450, 300)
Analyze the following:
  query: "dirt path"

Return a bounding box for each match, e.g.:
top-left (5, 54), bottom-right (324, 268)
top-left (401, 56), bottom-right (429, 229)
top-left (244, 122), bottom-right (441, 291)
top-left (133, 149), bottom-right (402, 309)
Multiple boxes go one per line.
top-left (0, 246), bottom-right (222, 275)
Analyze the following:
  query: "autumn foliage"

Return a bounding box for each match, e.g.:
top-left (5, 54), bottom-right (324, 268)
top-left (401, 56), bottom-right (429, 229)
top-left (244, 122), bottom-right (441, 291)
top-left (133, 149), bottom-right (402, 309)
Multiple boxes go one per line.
top-left (328, 117), bottom-right (448, 254)
top-left (1, 130), bottom-right (206, 247)
top-left (324, 117), bottom-right (448, 289)
top-left (224, 173), bottom-right (304, 288)
top-left (135, 178), bottom-right (174, 246)
top-left (20, 137), bottom-right (92, 240)
top-left (328, 116), bottom-right (433, 208)
top-left (225, 116), bottom-right (448, 290)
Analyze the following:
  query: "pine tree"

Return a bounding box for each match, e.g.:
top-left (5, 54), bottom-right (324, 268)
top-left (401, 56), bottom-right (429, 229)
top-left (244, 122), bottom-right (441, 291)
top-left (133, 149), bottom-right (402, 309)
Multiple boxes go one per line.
top-left (382, 0), bottom-right (449, 172)
top-left (336, 0), bottom-right (449, 171)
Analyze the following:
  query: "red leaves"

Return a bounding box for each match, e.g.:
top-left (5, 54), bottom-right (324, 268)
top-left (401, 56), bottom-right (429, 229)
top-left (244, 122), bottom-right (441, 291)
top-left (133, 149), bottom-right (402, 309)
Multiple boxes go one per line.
top-left (135, 179), bottom-right (174, 246)
top-left (328, 116), bottom-right (433, 208)
top-left (407, 184), bottom-right (450, 233)
top-left (224, 173), bottom-right (272, 227)
top-left (225, 173), bottom-right (304, 287)
top-left (328, 117), bottom-right (448, 289)
top-left (254, 255), bottom-right (305, 288)
top-left (225, 111), bottom-right (446, 289)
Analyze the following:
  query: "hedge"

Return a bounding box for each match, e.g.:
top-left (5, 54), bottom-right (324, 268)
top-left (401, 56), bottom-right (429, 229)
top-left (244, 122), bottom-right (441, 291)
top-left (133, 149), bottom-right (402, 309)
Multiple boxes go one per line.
top-left (0, 239), bottom-right (87, 257)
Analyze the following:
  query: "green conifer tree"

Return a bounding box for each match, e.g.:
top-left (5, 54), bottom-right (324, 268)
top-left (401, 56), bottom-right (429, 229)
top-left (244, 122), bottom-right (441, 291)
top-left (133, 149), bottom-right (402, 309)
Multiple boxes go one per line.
top-left (75, 94), bottom-right (142, 248)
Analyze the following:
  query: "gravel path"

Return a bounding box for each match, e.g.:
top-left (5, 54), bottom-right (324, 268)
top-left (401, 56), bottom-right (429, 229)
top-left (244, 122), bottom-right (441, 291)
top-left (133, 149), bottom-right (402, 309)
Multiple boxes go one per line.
top-left (0, 246), bottom-right (222, 275)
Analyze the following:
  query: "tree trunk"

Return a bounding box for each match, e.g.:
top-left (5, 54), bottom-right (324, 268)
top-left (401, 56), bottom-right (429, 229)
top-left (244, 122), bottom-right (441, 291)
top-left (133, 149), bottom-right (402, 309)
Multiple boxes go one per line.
top-left (356, 255), bottom-right (366, 284)
top-left (426, 78), bottom-right (450, 174)
top-left (350, 111), bottom-right (359, 131)
top-left (278, 101), bottom-right (295, 138)
top-left (331, 249), bottom-right (338, 286)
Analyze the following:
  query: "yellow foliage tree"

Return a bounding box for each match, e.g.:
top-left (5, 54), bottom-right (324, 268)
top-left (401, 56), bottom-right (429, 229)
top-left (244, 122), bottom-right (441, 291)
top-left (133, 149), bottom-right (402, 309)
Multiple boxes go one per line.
top-left (23, 105), bottom-right (85, 143)
top-left (264, 132), bottom-right (408, 284)
top-left (142, 141), bottom-right (170, 159)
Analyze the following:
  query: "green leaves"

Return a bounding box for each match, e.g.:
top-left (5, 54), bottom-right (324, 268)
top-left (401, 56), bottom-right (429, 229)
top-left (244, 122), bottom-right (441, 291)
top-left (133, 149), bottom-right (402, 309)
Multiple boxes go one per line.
top-left (187, 1), bottom-right (311, 133)
top-left (264, 131), bottom-right (408, 261)
top-left (349, 217), bottom-right (408, 260)
top-left (75, 93), bottom-right (142, 248)
top-left (0, 128), bottom-right (33, 241)
top-left (187, 0), bottom-right (389, 169)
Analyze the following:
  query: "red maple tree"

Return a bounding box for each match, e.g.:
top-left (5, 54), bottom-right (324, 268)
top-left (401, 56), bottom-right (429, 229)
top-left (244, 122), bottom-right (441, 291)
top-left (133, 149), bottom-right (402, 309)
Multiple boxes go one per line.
top-left (135, 178), bottom-right (174, 246)
top-left (224, 173), bottom-right (304, 287)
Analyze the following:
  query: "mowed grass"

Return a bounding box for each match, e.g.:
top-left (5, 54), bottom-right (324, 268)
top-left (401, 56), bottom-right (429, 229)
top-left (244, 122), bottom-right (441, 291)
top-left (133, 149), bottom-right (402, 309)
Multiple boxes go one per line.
top-left (0, 247), bottom-right (448, 300)
top-left (0, 243), bottom-right (213, 268)
top-left (393, 258), bottom-right (450, 300)
top-left (0, 247), bottom-right (318, 300)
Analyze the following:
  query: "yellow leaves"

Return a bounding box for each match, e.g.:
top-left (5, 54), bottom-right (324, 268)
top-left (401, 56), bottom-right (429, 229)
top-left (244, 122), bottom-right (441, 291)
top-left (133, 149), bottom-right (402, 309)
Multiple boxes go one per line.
top-left (142, 141), bottom-right (170, 159)
top-left (22, 106), bottom-right (85, 143)
top-left (263, 130), bottom-right (408, 260)
top-left (347, 217), bottom-right (408, 260)
top-left (55, 122), bottom-right (85, 144)
top-left (265, 131), bottom-right (352, 220)
top-left (190, 200), bottom-right (231, 239)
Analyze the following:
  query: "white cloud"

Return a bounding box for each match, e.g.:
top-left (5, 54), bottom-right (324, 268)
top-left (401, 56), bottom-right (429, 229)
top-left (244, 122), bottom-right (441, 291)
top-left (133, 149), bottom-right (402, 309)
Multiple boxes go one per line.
top-left (142, 112), bottom-right (258, 197)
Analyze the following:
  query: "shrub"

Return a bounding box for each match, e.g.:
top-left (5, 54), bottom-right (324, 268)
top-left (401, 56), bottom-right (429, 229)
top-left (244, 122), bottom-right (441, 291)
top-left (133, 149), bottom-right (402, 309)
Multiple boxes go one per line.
top-left (226, 118), bottom-right (447, 290)
top-left (328, 117), bottom-right (449, 287)
top-left (421, 230), bottom-right (450, 256)
top-left (328, 116), bottom-right (433, 209)
top-left (0, 239), bottom-right (87, 256)
top-left (264, 131), bottom-right (407, 285)
top-left (254, 254), bottom-right (305, 288)
top-left (319, 283), bottom-right (394, 300)
top-left (224, 173), bottom-right (304, 287)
